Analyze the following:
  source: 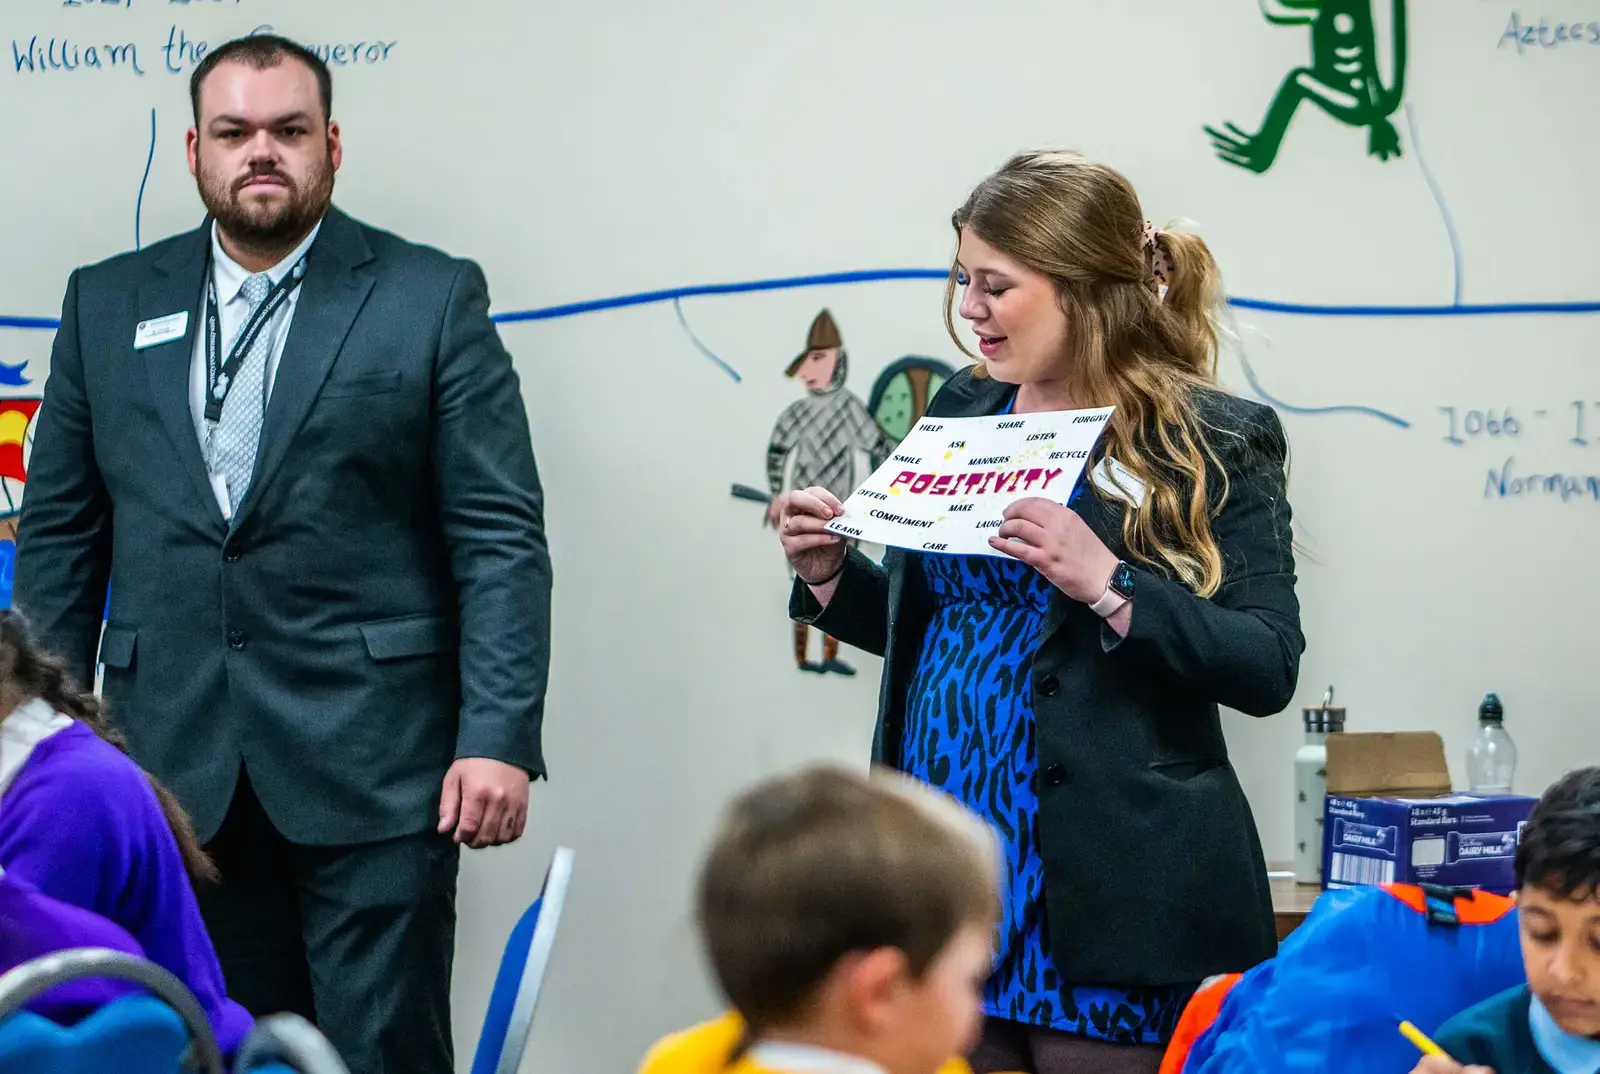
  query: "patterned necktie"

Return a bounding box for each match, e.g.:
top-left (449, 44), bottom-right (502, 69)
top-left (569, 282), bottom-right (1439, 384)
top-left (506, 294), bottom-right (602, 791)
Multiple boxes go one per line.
top-left (210, 272), bottom-right (273, 511)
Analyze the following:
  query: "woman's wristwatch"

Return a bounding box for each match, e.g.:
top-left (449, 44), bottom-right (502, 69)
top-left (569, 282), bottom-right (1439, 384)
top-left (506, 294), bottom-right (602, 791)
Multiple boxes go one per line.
top-left (1088, 560), bottom-right (1136, 618)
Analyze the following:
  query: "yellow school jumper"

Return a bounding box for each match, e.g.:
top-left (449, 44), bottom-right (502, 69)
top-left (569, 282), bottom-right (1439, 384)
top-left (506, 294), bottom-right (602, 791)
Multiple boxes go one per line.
top-left (638, 1012), bottom-right (974, 1074)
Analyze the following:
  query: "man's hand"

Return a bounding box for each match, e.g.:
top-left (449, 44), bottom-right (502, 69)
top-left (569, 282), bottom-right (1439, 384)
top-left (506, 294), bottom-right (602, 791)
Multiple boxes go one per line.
top-left (438, 758), bottom-right (530, 849)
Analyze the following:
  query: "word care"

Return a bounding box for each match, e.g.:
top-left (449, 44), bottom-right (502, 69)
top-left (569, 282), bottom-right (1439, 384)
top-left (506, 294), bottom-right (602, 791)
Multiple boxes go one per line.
top-left (826, 407), bottom-right (1114, 556)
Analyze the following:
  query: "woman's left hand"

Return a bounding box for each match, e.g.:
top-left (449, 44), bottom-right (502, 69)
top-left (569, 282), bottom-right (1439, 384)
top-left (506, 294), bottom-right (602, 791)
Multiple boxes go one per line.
top-left (988, 497), bottom-right (1119, 604)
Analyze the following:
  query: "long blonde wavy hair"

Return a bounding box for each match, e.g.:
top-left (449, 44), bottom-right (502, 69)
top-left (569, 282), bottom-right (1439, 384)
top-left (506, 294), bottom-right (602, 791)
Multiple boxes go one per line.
top-left (945, 150), bottom-right (1235, 597)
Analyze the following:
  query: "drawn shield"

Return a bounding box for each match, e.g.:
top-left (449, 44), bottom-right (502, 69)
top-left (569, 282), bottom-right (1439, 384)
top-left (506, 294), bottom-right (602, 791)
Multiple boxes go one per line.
top-left (867, 356), bottom-right (959, 448)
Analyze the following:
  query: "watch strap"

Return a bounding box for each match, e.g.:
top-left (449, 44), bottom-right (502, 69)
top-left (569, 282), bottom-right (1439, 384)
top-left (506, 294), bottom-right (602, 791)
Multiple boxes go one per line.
top-left (1089, 561), bottom-right (1133, 617)
top-left (1088, 584), bottom-right (1128, 618)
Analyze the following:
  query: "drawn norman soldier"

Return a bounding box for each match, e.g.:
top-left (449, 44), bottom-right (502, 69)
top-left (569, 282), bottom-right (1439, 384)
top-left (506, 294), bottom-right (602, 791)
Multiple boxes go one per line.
top-left (764, 309), bottom-right (892, 675)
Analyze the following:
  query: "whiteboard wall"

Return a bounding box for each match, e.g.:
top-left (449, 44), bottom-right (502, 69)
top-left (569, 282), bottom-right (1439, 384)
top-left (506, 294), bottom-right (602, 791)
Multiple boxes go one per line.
top-left (2, 2), bottom-right (1596, 1071)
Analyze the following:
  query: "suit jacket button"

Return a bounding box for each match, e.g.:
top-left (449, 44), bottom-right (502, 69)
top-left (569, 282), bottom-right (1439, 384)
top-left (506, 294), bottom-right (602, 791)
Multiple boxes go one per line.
top-left (228, 630), bottom-right (246, 651)
top-left (1038, 674), bottom-right (1060, 697)
top-left (1043, 764), bottom-right (1068, 787)
top-left (224, 546), bottom-right (240, 562)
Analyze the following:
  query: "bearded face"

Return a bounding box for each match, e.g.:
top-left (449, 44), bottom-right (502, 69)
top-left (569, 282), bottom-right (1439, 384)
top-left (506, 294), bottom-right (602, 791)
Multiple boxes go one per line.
top-left (187, 56), bottom-right (340, 254)
top-left (195, 132), bottom-right (334, 250)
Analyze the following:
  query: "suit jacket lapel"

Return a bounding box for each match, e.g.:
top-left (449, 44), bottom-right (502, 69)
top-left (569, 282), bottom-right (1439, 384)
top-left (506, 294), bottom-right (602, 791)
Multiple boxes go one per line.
top-left (925, 370), bottom-right (1014, 420)
top-left (230, 207), bottom-right (375, 529)
top-left (138, 223), bottom-right (224, 530)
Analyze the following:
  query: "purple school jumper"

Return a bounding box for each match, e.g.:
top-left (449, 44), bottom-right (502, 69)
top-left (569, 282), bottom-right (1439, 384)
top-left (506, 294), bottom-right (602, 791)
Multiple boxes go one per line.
top-left (0, 701), bottom-right (252, 1055)
top-left (0, 867), bottom-right (146, 1021)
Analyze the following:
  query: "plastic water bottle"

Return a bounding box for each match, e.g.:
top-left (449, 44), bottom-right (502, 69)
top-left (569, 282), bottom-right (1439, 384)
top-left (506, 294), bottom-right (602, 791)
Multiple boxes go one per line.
top-left (1293, 685), bottom-right (1344, 885)
top-left (1466, 693), bottom-right (1516, 795)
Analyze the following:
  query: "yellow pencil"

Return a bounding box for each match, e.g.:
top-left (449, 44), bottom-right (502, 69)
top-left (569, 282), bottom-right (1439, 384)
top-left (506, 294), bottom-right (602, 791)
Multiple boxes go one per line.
top-left (1399, 1020), bottom-right (1451, 1060)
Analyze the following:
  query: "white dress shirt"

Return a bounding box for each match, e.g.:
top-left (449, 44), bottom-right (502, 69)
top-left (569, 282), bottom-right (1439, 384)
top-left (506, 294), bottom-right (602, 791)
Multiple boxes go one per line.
top-left (744, 1041), bottom-right (887, 1074)
top-left (188, 218), bottom-right (322, 515)
top-left (0, 697), bottom-right (73, 798)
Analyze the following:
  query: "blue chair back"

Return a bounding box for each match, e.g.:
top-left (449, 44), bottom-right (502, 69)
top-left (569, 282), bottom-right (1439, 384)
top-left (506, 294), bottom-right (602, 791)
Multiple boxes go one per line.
top-left (0, 948), bottom-right (223, 1074)
top-left (469, 846), bottom-right (574, 1074)
top-left (0, 997), bottom-right (188, 1074)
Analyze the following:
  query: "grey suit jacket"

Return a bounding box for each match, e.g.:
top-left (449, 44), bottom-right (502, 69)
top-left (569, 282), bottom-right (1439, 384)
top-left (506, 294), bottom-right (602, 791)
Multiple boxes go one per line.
top-left (14, 206), bottom-right (553, 846)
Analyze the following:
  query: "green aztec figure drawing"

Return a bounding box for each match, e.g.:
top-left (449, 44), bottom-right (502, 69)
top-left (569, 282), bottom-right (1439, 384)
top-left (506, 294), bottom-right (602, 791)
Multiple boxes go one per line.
top-left (1207, 0), bottom-right (1407, 174)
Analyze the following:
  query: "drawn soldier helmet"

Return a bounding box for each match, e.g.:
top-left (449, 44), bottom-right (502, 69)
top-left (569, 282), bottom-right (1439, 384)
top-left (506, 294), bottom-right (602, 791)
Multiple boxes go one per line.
top-left (785, 309), bottom-right (843, 377)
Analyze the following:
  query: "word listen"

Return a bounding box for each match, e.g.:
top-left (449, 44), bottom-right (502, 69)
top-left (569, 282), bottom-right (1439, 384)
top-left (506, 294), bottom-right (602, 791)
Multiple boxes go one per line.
top-left (889, 466), bottom-right (1065, 497)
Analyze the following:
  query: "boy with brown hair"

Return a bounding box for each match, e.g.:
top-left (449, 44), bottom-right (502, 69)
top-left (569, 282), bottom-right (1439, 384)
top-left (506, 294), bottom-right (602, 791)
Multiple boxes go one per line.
top-left (638, 764), bottom-right (1002, 1074)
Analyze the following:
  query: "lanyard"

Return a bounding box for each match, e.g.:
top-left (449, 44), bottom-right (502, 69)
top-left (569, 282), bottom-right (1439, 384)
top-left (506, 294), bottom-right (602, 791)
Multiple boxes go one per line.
top-left (202, 253), bottom-right (308, 423)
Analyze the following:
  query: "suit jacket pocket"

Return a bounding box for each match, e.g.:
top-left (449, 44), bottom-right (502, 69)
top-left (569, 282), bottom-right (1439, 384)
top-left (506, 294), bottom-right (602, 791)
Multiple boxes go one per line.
top-left (322, 370), bottom-right (402, 399)
top-left (97, 624), bottom-right (138, 669)
top-left (1148, 756), bottom-right (1227, 782)
top-left (358, 614), bottom-right (454, 662)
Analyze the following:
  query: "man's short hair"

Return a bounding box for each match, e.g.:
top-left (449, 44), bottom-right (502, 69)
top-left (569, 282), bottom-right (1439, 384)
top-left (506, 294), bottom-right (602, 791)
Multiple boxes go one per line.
top-left (695, 764), bottom-right (1001, 1032)
top-left (189, 34), bottom-right (333, 125)
top-left (1515, 766), bottom-right (1600, 901)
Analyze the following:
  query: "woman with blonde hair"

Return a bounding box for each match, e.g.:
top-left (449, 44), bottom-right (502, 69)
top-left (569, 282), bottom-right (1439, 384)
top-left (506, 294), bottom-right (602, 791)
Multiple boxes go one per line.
top-left (775, 150), bottom-right (1304, 1074)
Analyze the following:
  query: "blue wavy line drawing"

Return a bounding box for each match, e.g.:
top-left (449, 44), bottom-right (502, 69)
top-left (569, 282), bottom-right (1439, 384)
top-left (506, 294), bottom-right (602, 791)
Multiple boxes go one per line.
top-left (491, 268), bottom-right (948, 324)
top-left (8, 274), bottom-right (1596, 333)
top-left (135, 108), bottom-right (156, 252)
top-left (0, 316), bottom-right (58, 331)
top-left (2, 268), bottom-right (1591, 429)
top-left (1226, 297), bottom-right (1600, 316)
top-left (1236, 348), bottom-right (1411, 428)
top-left (1403, 103), bottom-right (1464, 307)
top-left (1221, 306), bottom-right (1413, 428)
top-left (672, 298), bottom-right (742, 382)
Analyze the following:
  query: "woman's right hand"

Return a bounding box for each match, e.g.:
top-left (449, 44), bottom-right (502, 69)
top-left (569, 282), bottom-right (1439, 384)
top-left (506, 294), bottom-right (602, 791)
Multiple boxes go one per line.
top-left (776, 486), bottom-right (847, 584)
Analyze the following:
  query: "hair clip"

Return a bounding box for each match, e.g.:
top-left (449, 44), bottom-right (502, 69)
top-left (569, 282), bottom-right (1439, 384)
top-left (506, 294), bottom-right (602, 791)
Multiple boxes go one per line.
top-left (1142, 221), bottom-right (1174, 291)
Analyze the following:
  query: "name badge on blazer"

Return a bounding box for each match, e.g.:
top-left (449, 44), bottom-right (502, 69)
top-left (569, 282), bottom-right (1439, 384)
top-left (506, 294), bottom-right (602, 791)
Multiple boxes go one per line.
top-left (133, 311), bottom-right (189, 350)
top-left (1091, 456), bottom-right (1147, 508)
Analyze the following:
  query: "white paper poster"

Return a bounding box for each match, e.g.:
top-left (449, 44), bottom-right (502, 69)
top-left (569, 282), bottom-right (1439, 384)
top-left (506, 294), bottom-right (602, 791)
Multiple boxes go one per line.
top-left (825, 407), bottom-right (1114, 556)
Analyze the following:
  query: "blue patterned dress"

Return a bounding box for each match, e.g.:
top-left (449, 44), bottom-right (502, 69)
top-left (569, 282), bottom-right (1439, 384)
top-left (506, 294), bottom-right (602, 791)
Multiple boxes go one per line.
top-left (898, 550), bottom-right (1194, 1045)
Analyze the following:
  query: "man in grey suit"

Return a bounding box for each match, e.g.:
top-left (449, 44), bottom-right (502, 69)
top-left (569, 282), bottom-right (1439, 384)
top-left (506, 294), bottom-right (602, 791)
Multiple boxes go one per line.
top-left (14, 34), bottom-right (552, 1074)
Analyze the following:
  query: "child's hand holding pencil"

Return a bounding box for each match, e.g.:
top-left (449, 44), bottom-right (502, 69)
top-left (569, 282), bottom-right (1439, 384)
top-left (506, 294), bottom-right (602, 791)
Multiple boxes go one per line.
top-left (1409, 1059), bottom-right (1495, 1074)
top-left (1401, 1021), bottom-right (1495, 1074)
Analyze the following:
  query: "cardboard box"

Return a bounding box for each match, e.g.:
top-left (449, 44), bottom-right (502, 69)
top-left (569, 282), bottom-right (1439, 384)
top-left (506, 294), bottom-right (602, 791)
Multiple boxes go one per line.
top-left (1319, 732), bottom-right (1538, 894)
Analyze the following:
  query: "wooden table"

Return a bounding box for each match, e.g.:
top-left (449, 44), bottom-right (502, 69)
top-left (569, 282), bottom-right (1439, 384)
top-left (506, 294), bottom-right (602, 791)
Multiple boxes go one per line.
top-left (1268, 869), bottom-right (1324, 941)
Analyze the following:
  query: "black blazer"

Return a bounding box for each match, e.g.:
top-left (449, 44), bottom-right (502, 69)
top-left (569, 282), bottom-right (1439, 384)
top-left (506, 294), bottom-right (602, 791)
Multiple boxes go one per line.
top-left (14, 206), bottom-right (553, 847)
top-left (791, 367), bottom-right (1303, 985)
